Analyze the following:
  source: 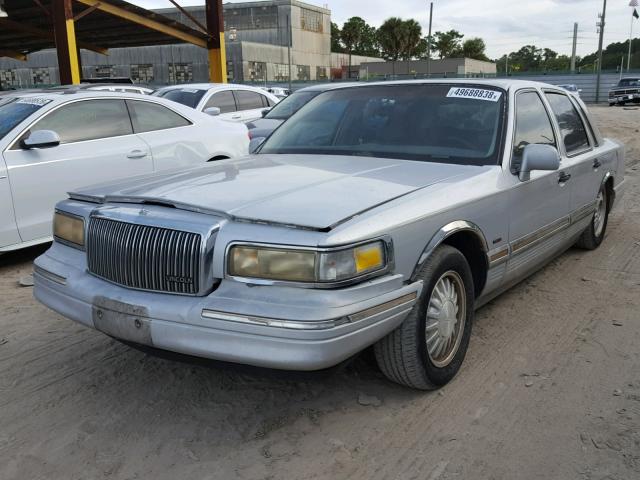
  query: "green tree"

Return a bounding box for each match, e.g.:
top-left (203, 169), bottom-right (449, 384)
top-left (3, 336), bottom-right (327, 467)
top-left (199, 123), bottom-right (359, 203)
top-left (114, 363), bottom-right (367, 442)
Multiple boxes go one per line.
top-left (341, 17), bottom-right (365, 78)
top-left (462, 37), bottom-right (489, 61)
top-left (377, 17), bottom-right (424, 74)
top-left (331, 22), bottom-right (344, 53)
top-left (400, 19), bottom-right (423, 60)
top-left (434, 30), bottom-right (464, 58)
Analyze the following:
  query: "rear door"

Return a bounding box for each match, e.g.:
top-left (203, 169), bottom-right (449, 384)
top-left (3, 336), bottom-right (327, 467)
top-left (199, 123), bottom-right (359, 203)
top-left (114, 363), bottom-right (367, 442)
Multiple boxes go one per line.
top-left (126, 99), bottom-right (209, 170)
top-left (0, 156), bottom-right (20, 249)
top-left (3, 99), bottom-right (153, 242)
top-left (505, 89), bottom-right (571, 283)
top-left (543, 91), bottom-right (611, 224)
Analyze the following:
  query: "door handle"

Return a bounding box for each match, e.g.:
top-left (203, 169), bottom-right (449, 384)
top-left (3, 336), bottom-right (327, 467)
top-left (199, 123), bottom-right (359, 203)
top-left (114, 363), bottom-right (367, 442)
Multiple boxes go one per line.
top-left (231, 115), bottom-right (242, 120)
top-left (127, 150), bottom-right (147, 159)
top-left (558, 172), bottom-right (572, 184)
top-left (593, 159), bottom-right (602, 169)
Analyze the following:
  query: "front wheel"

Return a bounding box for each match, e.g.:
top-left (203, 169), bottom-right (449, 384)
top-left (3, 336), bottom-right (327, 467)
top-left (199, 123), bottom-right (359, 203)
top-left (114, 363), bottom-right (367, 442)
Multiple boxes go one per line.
top-left (575, 184), bottom-right (609, 250)
top-left (374, 244), bottom-right (475, 390)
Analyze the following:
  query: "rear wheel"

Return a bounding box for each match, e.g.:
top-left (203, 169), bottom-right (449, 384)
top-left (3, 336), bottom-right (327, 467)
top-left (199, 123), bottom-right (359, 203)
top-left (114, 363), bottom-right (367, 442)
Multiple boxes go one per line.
top-left (374, 244), bottom-right (474, 390)
top-left (576, 184), bottom-right (609, 250)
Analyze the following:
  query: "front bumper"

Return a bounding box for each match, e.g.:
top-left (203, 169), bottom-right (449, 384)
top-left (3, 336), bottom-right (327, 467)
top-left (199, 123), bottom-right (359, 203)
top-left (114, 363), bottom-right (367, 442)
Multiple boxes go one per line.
top-left (34, 244), bottom-right (422, 371)
top-left (609, 92), bottom-right (640, 103)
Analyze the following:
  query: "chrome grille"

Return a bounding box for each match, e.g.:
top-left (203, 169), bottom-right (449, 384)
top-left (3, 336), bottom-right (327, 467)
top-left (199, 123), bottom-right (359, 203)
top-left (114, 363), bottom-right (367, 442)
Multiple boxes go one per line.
top-left (87, 217), bottom-right (202, 295)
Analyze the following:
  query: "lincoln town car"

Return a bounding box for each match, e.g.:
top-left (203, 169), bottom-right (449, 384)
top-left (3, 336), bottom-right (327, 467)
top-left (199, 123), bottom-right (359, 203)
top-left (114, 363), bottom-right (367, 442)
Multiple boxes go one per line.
top-left (33, 80), bottom-right (626, 389)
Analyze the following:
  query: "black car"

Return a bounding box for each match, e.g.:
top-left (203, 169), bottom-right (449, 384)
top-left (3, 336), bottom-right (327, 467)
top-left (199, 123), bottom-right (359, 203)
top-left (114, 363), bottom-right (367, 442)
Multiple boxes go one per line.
top-left (608, 77), bottom-right (640, 106)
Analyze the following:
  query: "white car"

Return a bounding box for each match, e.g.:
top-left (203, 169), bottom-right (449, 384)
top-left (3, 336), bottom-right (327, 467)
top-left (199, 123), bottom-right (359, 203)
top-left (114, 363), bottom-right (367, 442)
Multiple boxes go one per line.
top-left (0, 91), bottom-right (249, 253)
top-left (153, 84), bottom-right (279, 122)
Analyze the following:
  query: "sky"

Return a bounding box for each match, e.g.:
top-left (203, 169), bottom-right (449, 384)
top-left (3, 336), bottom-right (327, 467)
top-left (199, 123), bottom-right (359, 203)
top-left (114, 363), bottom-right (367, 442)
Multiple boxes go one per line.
top-left (130, 0), bottom-right (640, 59)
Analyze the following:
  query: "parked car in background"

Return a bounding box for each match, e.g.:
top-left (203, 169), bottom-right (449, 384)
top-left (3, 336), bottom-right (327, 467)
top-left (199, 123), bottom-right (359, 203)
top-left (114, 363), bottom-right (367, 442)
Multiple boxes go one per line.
top-left (262, 86), bottom-right (290, 99)
top-left (0, 91), bottom-right (249, 253)
top-left (557, 84), bottom-right (581, 97)
top-left (608, 77), bottom-right (640, 106)
top-left (34, 80), bottom-right (625, 390)
top-left (153, 84), bottom-right (279, 122)
top-left (247, 83), bottom-right (357, 145)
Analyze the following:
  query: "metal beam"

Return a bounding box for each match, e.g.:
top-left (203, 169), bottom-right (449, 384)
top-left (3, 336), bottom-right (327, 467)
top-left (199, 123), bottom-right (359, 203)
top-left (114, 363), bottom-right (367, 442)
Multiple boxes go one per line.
top-left (205, 0), bottom-right (227, 83)
top-left (167, 0), bottom-right (208, 35)
top-left (53, 0), bottom-right (81, 84)
top-left (73, 0), bottom-right (208, 48)
top-left (0, 50), bottom-right (28, 61)
top-left (0, 18), bottom-right (108, 55)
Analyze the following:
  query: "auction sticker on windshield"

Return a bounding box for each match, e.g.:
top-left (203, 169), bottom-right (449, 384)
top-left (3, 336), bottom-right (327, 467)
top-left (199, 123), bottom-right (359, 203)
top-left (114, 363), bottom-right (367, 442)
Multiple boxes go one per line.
top-left (16, 97), bottom-right (53, 106)
top-left (447, 88), bottom-right (502, 102)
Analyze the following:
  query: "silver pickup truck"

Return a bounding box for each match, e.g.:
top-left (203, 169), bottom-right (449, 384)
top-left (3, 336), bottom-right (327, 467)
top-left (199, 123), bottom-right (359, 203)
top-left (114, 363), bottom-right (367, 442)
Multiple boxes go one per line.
top-left (34, 80), bottom-right (626, 390)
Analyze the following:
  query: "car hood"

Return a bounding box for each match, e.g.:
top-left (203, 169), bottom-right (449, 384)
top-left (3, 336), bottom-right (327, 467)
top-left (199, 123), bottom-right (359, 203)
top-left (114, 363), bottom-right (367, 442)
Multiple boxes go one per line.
top-left (71, 155), bottom-right (488, 231)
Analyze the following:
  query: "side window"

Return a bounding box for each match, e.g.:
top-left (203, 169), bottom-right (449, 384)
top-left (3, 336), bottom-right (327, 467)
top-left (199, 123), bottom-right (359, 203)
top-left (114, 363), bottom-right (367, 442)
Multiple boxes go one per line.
top-left (512, 91), bottom-right (556, 171)
top-left (234, 90), bottom-right (264, 111)
top-left (29, 99), bottom-right (132, 144)
top-left (204, 91), bottom-right (236, 114)
top-left (544, 92), bottom-right (590, 155)
top-left (126, 100), bottom-right (191, 133)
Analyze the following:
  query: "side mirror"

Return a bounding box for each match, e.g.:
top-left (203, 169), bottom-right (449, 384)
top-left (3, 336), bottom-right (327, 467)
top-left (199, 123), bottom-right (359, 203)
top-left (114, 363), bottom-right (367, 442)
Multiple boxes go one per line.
top-left (261, 108), bottom-right (271, 118)
top-left (204, 107), bottom-right (221, 117)
top-left (21, 130), bottom-right (60, 150)
top-left (249, 137), bottom-right (266, 154)
top-left (519, 144), bottom-right (560, 182)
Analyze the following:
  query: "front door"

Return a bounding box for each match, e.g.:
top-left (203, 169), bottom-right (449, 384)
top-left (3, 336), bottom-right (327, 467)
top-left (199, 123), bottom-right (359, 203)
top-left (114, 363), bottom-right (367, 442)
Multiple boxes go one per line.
top-left (0, 155), bottom-right (20, 249)
top-left (3, 99), bottom-right (153, 242)
top-left (505, 90), bottom-right (571, 284)
top-left (202, 90), bottom-right (241, 122)
top-left (233, 90), bottom-right (269, 122)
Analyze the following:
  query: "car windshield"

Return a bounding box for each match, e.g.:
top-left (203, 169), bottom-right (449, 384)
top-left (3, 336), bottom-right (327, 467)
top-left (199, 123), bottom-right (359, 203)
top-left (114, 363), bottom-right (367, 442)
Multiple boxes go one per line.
top-left (264, 91), bottom-right (320, 120)
top-left (260, 84), bottom-right (506, 165)
top-left (0, 98), bottom-right (50, 141)
top-left (618, 79), bottom-right (640, 87)
top-left (155, 88), bottom-right (206, 108)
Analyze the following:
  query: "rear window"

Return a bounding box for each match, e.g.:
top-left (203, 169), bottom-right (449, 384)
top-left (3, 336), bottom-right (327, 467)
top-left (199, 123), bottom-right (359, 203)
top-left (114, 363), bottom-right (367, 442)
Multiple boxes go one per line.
top-left (156, 88), bottom-right (206, 108)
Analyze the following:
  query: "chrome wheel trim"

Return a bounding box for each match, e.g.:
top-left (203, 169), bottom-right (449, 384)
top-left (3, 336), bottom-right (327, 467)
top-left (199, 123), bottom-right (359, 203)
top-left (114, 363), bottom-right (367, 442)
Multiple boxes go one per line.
top-left (593, 189), bottom-right (607, 238)
top-left (425, 270), bottom-right (466, 368)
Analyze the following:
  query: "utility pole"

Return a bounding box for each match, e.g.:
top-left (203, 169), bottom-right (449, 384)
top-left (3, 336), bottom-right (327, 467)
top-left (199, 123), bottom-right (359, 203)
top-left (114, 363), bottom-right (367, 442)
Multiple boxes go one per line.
top-left (286, 13), bottom-right (292, 92)
top-left (570, 22), bottom-right (578, 73)
top-left (595, 0), bottom-right (607, 103)
top-left (427, 2), bottom-right (433, 77)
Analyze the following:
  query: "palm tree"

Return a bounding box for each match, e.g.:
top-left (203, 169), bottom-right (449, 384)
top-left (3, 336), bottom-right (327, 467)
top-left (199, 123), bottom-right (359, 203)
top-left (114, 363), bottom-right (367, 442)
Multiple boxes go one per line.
top-left (378, 18), bottom-right (424, 76)
top-left (377, 17), bottom-right (406, 76)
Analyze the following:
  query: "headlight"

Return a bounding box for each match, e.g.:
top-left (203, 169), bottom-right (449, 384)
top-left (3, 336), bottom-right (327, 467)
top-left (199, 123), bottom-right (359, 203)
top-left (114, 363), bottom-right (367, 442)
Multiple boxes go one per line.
top-left (53, 211), bottom-right (85, 248)
top-left (228, 241), bottom-right (387, 284)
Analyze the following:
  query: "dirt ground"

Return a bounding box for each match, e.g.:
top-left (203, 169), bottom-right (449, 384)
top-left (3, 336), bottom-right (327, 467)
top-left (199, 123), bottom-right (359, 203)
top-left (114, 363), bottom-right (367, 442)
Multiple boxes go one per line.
top-left (1, 106), bottom-right (639, 480)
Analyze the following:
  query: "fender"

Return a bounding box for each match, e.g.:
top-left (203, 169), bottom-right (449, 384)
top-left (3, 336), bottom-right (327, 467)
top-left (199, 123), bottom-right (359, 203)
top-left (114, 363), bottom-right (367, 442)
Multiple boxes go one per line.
top-left (410, 220), bottom-right (489, 282)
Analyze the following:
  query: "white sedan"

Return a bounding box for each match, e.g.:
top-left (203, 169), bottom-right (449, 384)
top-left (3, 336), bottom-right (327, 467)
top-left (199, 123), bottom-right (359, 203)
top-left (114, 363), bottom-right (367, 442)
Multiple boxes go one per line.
top-left (153, 84), bottom-right (279, 122)
top-left (0, 91), bottom-right (249, 253)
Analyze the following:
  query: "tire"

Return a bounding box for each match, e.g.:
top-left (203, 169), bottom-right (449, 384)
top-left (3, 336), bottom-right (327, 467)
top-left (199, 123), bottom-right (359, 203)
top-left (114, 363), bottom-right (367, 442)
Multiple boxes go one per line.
top-left (374, 244), bottom-right (475, 390)
top-left (575, 184), bottom-right (609, 250)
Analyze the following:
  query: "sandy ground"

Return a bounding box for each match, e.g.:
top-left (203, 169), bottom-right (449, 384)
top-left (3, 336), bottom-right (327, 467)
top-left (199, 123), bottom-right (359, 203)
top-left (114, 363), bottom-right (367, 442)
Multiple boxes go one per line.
top-left (1, 106), bottom-right (640, 480)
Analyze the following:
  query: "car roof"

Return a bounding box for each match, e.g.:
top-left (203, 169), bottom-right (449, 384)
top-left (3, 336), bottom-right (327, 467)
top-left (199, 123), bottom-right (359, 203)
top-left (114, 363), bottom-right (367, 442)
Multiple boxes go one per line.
top-left (157, 83), bottom-right (267, 92)
top-left (295, 82), bottom-right (361, 93)
top-left (298, 78), bottom-right (573, 93)
top-left (6, 90), bottom-right (182, 106)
